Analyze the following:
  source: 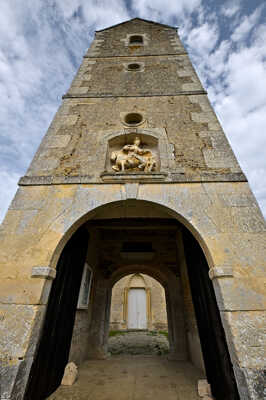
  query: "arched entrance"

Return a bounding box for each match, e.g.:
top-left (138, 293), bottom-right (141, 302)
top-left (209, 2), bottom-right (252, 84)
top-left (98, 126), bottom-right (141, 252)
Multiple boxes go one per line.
top-left (110, 273), bottom-right (167, 332)
top-left (24, 200), bottom-right (240, 400)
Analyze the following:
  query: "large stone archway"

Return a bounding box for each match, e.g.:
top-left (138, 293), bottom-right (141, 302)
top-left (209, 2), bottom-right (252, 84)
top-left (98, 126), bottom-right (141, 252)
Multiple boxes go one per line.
top-left (1, 185), bottom-right (265, 400)
top-left (24, 208), bottom-right (240, 399)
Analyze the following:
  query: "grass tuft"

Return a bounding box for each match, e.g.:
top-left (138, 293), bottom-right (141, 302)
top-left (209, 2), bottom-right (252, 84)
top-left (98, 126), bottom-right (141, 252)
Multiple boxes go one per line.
top-left (158, 331), bottom-right (168, 338)
top-left (109, 330), bottom-right (127, 337)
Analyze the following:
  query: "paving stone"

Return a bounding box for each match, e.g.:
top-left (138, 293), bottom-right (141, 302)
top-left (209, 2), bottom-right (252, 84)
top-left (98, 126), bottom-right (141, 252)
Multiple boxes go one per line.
top-left (48, 355), bottom-right (205, 399)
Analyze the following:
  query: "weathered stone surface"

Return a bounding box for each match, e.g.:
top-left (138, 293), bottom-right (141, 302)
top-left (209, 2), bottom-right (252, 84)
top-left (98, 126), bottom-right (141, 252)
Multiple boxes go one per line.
top-left (208, 266), bottom-right (233, 280)
top-left (61, 362), bottom-right (78, 386)
top-left (45, 135), bottom-right (71, 148)
top-left (0, 305), bottom-right (45, 359)
top-left (69, 310), bottom-right (91, 365)
top-left (221, 311), bottom-right (265, 369)
top-left (31, 266), bottom-right (56, 279)
top-left (121, 182), bottom-right (139, 200)
top-left (233, 365), bottom-right (266, 400)
top-left (198, 379), bottom-right (212, 397)
top-left (0, 357), bottom-right (33, 400)
top-left (0, 305), bottom-right (45, 399)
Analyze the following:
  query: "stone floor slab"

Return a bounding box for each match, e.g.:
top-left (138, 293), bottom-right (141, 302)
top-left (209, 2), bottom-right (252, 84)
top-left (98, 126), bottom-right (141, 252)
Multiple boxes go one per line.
top-left (48, 355), bottom-right (205, 400)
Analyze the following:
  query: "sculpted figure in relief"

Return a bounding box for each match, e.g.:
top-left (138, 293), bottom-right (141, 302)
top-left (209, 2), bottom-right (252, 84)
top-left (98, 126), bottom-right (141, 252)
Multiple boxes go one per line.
top-left (111, 136), bottom-right (156, 172)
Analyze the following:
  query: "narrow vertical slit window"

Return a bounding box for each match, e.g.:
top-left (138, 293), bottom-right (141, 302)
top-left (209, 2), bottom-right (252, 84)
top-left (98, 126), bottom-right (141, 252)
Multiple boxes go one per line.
top-left (77, 263), bottom-right (93, 309)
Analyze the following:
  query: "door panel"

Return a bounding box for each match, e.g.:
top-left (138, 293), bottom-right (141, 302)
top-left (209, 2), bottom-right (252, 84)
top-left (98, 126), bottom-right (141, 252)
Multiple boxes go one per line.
top-left (128, 288), bottom-right (147, 329)
top-left (182, 228), bottom-right (240, 400)
top-left (25, 227), bottom-right (89, 400)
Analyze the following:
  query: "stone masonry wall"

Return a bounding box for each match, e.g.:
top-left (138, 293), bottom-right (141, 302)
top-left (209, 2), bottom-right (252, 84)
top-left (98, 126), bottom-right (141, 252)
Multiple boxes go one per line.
top-left (23, 95), bottom-right (242, 181)
top-left (67, 55), bottom-right (202, 96)
top-left (21, 18), bottom-right (243, 184)
top-left (86, 19), bottom-right (185, 58)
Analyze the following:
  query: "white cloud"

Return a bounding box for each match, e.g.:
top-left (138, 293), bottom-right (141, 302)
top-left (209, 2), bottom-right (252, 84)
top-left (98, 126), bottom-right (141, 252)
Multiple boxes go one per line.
top-left (54, 0), bottom-right (130, 30)
top-left (0, 0), bottom-right (131, 222)
top-left (221, 0), bottom-right (241, 18)
top-left (231, 5), bottom-right (264, 42)
top-left (185, 22), bottom-right (219, 56)
top-left (82, 0), bottom-right (130, 30)
top-left (176, 5), bottom-right (266, 218)
top-left (206, 30), bottom-right (266, 218)
top-left (131, 0), bottom-right (202, 23)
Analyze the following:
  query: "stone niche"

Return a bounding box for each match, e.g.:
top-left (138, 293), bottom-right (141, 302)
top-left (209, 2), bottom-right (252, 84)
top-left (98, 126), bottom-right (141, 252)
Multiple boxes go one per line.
top-left (106, 133), bottom-right (160, 174)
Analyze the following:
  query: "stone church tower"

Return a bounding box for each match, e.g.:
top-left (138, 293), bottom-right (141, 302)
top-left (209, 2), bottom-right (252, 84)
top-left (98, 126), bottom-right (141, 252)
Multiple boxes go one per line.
top-left (0, 18), bottom-right (265, 400)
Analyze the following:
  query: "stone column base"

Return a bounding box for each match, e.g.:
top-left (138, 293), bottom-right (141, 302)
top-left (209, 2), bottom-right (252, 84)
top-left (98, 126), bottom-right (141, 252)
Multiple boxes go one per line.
top-left (87, 350), bottom-right (110, 360)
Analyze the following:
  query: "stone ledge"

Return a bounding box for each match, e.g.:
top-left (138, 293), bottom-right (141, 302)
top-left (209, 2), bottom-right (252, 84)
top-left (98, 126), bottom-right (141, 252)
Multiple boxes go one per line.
top-left (31, 266), bottom-right (56, 280)
top-left (19, 175), bottom-right (94, 185)
top-left (62, 90), bottom-right (207, 99)
top-left (171, 172), bottom-right (247, 182)
top-left (100, 172), bottom-right (168, 182)
top-left (19, 176), bottom-right (53, 185)
top-left (18, 172), bottom-right (247, 186)
top-left (209, 266), bottom-right (234, 280)
top-left (83, 52), bottom-right (188, 58)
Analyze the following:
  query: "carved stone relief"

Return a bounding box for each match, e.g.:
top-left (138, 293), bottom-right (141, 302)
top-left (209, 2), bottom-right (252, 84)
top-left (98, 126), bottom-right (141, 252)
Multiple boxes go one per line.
top-left (99, 128), bottom-right (173, 181)
top-left (110, 136), bottom-right (157, 172)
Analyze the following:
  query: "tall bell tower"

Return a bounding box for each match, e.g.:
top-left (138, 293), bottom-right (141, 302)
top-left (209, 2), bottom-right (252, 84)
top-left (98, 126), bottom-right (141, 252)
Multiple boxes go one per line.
top-left (0, 18), bottom-right (265, 400)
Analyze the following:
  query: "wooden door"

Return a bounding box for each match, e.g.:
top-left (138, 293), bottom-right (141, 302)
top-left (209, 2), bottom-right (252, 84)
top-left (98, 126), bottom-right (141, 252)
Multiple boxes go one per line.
top-left (182, 228), bottom-right (240, 400)
top-left (25, 227), bottom-right (89, 399)
top-left (128, 288), bottom-right (147, 329)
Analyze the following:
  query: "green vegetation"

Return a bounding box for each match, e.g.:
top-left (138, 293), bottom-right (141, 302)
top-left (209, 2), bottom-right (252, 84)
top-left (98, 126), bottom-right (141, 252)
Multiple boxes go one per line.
top-left (109, 329), bottom-right (169, 338)
top-left (109, 330), bottom-right (127, 337)
top-left (147, 330), bottom-right (157, 336)
top-left (159, 331), bottom-right (168, 338)
top-left (146, 330), bottom-right (168, 338)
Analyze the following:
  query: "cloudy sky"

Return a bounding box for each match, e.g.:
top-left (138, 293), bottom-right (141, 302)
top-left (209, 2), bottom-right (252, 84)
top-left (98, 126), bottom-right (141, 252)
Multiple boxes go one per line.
top-left (0, 0), bottom-right (266, 222)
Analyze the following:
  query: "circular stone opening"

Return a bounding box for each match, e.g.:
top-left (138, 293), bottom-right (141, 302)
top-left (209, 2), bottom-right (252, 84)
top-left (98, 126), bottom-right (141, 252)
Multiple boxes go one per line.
top-left (124, 113), bottom-right (143, 125)
top-left (128, 63), bottom-right (141, 71)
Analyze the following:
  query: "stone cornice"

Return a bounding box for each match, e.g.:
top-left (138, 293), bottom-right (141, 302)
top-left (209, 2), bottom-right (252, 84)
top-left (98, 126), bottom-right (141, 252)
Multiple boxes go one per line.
top-left (18, 172), bottom-right (247, 186)
top-left (83, 52), bottom-right (187, 58)
top-left (62, 90), bottom-right (207, 99)
top-left (31, 266), bottom-right (56, 280)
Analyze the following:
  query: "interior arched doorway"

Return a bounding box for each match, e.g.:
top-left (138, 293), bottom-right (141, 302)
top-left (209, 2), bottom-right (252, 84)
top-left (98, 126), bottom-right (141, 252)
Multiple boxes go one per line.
top-left (25, 200), bottom-right (240, 400)
top-left (111, 273), bottom-right (152, 331)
